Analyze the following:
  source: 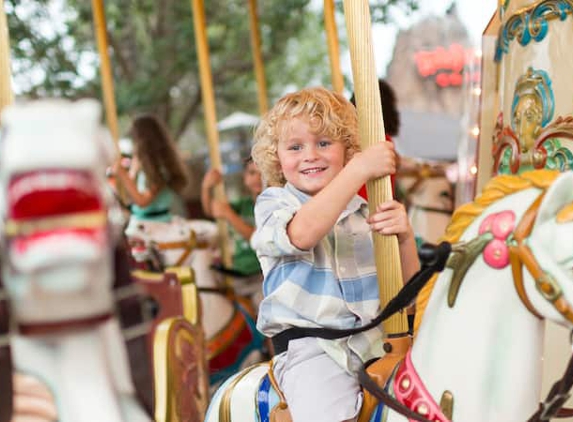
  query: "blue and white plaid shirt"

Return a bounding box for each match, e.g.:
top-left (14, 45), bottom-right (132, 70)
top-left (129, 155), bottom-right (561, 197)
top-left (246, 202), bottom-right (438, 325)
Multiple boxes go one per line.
top-left (251, 183), bottom-right (384, 374)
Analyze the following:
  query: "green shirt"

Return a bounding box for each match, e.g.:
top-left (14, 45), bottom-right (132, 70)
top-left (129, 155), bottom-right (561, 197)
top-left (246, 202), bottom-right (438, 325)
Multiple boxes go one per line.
top-left (230, 196), bottom-right (261, 275)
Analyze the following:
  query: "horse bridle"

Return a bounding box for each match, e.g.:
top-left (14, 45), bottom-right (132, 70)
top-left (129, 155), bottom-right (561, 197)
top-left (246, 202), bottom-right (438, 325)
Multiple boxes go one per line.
top-left (509, 192), bottom-right (573, 324)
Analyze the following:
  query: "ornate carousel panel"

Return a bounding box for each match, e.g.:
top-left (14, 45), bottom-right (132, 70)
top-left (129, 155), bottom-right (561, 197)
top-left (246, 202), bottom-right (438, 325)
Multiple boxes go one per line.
top-left (491, 0), bottom-right (573, 176)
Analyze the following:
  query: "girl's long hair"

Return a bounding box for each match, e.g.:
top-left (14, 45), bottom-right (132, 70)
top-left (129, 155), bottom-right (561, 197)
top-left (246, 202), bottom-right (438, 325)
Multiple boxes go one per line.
top-left (130, 114), bottom-right (189, 193)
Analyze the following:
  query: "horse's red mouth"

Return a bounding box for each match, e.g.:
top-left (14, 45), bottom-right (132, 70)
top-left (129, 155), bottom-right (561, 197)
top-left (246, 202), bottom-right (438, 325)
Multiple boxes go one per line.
top-left (5, 169), bottom-right (107, 271)
top-left (8, 169), bottom-right (103, 220)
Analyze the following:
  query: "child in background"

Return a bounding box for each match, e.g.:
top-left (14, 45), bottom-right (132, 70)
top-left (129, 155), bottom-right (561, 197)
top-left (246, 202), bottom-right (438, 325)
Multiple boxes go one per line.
top-left (350, 78), bottom-right (400, 199)
top-left (201, 157), bottom-right (263, 304)
top-left (251, 87), bottom-right (419, 422)
top-left (114, 114), bottom-right (189, 223)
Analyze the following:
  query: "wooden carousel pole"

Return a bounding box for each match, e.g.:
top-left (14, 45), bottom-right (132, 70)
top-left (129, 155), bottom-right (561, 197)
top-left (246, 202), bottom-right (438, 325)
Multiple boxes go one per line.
top-left (0, 0), bottom-right (13, 113)
top-left (342, 1), bottom-right (407, 335)
top-left (190, 0), bottom-right (233, 270)
top-left (324, 0), bottom-right (344, 94)
top-left (247, 0), bottom-right (268, 115)
top-left (91, 0), bottom-right (120, 147)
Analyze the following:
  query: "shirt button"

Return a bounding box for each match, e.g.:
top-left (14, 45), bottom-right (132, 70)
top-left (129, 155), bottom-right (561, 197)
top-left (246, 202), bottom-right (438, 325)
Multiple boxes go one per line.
top-left (339, 266), bottom-right (346, 273)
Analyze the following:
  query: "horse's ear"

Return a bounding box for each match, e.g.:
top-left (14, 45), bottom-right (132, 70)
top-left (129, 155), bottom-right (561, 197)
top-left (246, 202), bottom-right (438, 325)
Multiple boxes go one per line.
top-left (536, 171), bottom-right (573, 226)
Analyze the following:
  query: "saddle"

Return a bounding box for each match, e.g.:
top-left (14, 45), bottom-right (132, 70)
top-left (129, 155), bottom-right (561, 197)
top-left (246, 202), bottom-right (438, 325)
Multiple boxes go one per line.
top-left (264, 336), bottom-right (412, 422)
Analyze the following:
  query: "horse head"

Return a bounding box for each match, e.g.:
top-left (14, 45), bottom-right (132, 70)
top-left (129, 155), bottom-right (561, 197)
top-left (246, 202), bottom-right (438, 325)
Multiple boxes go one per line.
top-left (522, 170), bottom-right (573, 325)
top-left (0, 99), bottom-right (151, 422)
top-left (0, 99), bottom-right (123, 327)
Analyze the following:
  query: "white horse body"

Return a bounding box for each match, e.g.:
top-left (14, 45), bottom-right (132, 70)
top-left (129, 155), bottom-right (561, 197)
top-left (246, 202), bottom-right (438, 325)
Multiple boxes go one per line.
top-left (125, 217), bottom-right (235, 339)
top-left (410, 187), bottom-right (545, 421)
top-left (0, 100), bottom-right (149, 421)
top-left (205, 171), bottom-right (573, 422)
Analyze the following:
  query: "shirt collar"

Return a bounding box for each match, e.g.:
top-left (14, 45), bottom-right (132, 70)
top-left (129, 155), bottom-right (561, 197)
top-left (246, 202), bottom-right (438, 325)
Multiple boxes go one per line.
top-left (284, 182), bottom-right (368, 222)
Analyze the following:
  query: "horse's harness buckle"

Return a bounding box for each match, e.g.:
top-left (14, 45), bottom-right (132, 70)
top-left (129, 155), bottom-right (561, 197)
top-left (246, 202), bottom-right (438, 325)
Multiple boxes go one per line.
top-left (539, 392), bottom-right (571, 421)
top-left (535, 272), bottom-right (563, 303)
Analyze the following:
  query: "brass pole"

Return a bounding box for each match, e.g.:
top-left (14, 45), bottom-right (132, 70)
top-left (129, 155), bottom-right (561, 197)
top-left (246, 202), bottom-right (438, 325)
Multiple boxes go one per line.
top-left (0, 0), bottom-right (13, 113)
top-left (91, 0), bottom-right (120, 147)
top-left (190, 0), bottom-right (232, 269)
top-left (324, 0), bottom-right (344, 94)
top-left (342, 0), bottom-right (407, 335)
top-left (247, 0), bottom-right (268, 115)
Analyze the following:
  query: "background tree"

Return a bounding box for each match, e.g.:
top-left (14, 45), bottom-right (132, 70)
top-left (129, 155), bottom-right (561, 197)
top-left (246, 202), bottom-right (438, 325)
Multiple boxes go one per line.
top-left (5, 0), bottom-right (418, 147)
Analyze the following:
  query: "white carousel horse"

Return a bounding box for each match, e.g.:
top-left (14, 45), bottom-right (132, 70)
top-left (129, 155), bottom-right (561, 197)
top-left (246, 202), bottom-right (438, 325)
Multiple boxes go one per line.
top-left (205, 170), bottom-right (573, 422)
top-left (125, 217), bottom-right (265, 386)
top-left (396, 158), bottom-right (455, 245)
top-left (0, 100), bottom-right (150, 422)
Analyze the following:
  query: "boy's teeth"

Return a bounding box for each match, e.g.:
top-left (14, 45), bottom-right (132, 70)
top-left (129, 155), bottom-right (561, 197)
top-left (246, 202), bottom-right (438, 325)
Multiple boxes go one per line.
top-left (303, 168), bottom-right (322, 174)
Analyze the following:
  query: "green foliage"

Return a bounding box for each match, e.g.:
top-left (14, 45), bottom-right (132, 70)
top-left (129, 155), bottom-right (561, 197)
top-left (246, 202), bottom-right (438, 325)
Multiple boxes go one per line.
top-left (5, 0), bottom-right (418, 143)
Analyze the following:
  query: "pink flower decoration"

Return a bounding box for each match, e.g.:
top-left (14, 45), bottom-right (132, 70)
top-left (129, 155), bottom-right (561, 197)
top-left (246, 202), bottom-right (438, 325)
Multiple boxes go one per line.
top-left (478, 210), bottom-right (516, 269)
top-left (483, 239), bottom-right (510, 269)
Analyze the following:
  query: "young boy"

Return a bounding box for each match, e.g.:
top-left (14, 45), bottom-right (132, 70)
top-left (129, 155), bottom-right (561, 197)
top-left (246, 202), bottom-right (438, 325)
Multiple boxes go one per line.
top-left (251, 87), bottom-right (420, 422)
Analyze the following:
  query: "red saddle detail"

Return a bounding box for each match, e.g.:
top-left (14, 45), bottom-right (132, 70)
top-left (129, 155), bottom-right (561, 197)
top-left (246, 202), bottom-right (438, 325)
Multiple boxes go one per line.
top-left (394, 350), bottom-right (451, 422)
top-left (207, 308), bottom-right (253, 372)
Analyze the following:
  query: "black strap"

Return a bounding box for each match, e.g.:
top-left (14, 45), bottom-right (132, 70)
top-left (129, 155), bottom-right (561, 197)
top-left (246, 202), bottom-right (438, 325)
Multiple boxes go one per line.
top-left (210, 263), bottom-right (252, 278)
top-left (129, 205), bottom-right (170, 218)
top-left (528, 350), bottom-right (573, 421)
top-left (271, 242), bottom-right (451, 354)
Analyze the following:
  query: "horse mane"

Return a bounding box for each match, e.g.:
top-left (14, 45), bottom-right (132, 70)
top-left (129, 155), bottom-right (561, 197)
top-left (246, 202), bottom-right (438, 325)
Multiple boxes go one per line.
top-left (413, 169), bottom-right (560, 335)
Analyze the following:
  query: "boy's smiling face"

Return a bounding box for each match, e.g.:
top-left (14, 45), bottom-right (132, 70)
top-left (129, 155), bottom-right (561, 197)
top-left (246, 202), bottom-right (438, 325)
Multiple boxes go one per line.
top-left (277, 117), bottom-right (345, 196)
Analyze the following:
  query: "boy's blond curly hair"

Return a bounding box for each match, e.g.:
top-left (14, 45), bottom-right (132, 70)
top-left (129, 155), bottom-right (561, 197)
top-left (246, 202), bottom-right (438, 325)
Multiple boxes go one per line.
top-left (252, 87), bottom-right (360, 187)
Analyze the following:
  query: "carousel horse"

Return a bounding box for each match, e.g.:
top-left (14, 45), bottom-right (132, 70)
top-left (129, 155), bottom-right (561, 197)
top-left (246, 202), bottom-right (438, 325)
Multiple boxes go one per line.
top-left (125, 217), bottom-right (265, 386)
top-left (205, 169), bottom-right (573, 422)
top-left (0, 100), bottom-right (156, 422)
top-left (396, 158), bottom-right (455, 245)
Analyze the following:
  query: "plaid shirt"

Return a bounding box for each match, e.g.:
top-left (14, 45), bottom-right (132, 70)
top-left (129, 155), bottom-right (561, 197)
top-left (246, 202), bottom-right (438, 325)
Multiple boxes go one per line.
top-left (251, 183), bottom-right (384, 374)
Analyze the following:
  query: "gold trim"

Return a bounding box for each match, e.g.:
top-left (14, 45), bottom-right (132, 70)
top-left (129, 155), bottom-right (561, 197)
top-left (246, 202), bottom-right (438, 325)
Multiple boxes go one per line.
top-left (219, 363), bottom-right (268, 422)
top-left (153, 318), bottom-right (176, 422)
top-left (268, 359), bottom-right (288, 409)
top-left (440, 390), bottom-right (454, 420)
top-left (130, 269), bottom-right (164, 282)
top-left (4, 211), bottom-right (106, 237)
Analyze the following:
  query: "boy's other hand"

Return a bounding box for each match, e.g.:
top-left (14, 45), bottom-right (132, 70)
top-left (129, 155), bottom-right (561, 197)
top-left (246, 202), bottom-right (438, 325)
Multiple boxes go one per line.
top-left (366, 200), bottom-right (413, 244)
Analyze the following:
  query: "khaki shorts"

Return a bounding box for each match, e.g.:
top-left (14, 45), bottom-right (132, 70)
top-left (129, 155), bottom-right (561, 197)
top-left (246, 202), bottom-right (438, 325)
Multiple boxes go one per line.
top-left (273, 337), bottom-right (362, 422)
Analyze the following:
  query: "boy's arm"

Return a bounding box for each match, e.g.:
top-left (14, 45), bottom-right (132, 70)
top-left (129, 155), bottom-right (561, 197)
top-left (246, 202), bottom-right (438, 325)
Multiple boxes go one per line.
top-left (288, 142), bottom-right (396, 250)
